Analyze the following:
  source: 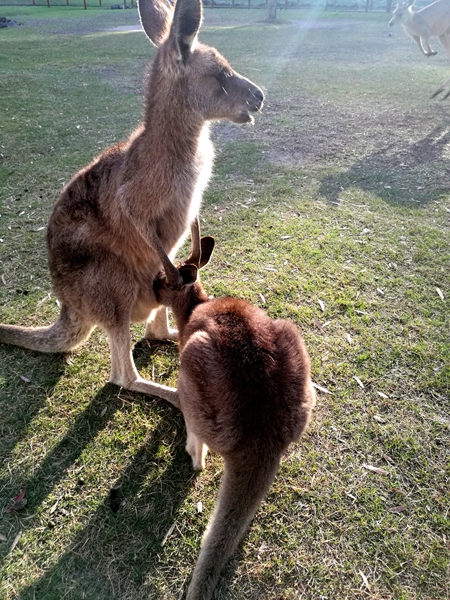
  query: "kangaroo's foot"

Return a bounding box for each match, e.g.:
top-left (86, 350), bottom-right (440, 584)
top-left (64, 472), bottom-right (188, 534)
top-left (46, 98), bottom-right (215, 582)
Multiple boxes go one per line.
top-left (108, 324), bottom-right (179, 407)
top-left (186, 429), bottom-right (208, 471)
top-left (144, 306), bottom-right (178, 341)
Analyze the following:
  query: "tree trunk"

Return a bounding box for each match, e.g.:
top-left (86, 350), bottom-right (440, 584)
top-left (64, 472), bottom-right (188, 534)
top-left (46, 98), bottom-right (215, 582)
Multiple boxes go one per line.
top-left (267, 0), bottom-right (277, 22)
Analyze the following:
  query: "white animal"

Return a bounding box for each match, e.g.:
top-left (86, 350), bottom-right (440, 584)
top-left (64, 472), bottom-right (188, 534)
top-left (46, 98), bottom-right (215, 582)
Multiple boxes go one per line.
top-left (389, 0), bottom-right (450, 97)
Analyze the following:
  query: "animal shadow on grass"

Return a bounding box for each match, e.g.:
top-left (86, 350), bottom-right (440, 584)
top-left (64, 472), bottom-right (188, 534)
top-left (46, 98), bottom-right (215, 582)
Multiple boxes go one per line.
top-left (0, 348), bottom-right (67, 493)
top-left (17, 394), bottom-right (198, 600)
top-left (1, 338), bottom-right (195, 599)
top-left (132, 335), bottom-right (180, 382)
top-left (318, 123), bottom-right (450, 206)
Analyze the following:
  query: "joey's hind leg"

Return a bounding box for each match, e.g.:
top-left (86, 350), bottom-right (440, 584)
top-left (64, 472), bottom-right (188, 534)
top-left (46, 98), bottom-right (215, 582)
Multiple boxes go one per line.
top-left (186, 428), bottom-right (208, 471)
top-left (107, 323), bottom-right (178, 406)
top-left (144, 306), bottom-right (178, 341)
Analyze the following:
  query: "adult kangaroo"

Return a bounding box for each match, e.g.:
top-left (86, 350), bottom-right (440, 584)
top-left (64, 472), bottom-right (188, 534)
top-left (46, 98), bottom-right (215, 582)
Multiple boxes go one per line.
top-left (154, 237), bottom-right (316, 600)
top-left (389, 0), bottom-right (450, 97)
top-left (389, 0), bottom-right (450, 56)
top-left (0, 0), bottom-right (264, 403)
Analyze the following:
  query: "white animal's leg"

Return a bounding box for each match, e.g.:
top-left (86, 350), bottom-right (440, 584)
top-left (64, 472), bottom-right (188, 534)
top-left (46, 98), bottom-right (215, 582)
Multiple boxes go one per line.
top-left (430, 75), bottom-right (450, 98)
top-left (419, 35), bottom-right (437, 55)
top-left (411, 34), bottom-right (429, 55)
top-left (144, 306), bottom-right (178, 341)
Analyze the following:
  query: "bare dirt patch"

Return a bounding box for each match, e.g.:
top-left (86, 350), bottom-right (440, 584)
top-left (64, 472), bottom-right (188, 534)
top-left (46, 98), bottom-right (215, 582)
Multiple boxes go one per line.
top-left (214, 97), bottom-right (450, 167)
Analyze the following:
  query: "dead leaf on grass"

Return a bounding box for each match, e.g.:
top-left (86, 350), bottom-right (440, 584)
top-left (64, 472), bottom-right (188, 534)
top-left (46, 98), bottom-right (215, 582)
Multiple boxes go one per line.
top-left (383, 454), bottom-right (395, 465)
top-left (6, 490), bottom-right (27, 514)
top-left (0, 533), bottom-right (7, 543)
top-left (377, 391), bottom-right (389, 399)
top-left (1, 274), bottom-right (6, 286)
top-left (436, 287), bottom-right (444, 301)
top-left (162, 523), bottom-right (176, 546)
top-left (346, 333), bottom-right (353, 344)
top-left (318, 299), bottom-right (325, 312)
top-left (19, 375), bottom-right (30, 383)
top-left (312, 382), bottom-right (332, 395)
top-left (314, 317), bottom-right (324, 334)
top-left (258, 293), bottom-right (266, 304)
top-left (373, 414), bottom-right (386, 423)
top-left (389, 505), bottom-right (407, 513)
top-left (362, 464), bottom-right (389, 475)
top-left (9, 531), bottom-right (22, 553)
top-left (353, 376), bottom-right (364, 389)
top-left (358, 569), bottom-right (371, 591)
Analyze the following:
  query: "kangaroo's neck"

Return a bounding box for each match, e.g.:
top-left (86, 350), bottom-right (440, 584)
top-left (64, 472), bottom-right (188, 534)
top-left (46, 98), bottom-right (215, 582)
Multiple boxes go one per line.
top-left (143, 64), bottom-right (208, 155)
top-left (144, 104), bottom-right (209, 158)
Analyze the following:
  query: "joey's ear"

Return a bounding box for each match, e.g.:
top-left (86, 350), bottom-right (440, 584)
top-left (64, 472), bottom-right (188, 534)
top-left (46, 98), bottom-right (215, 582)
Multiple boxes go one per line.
top-left (169, 0), bottom-right (203, 63)
top-left (138, 0), bottom-right (174, 47)
top-left (198, 236), bottom-right (215, 269)
top-left (179, 264), bottom-right (198, 285)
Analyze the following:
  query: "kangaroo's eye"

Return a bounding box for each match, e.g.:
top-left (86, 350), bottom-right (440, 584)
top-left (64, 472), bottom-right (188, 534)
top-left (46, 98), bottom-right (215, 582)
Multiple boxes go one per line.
top-left (215, 70), bottom-right (230, 86)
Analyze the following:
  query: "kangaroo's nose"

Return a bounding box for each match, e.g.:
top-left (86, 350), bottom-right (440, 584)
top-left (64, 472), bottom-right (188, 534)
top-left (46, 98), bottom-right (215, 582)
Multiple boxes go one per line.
top-left (253, 88), bottom-right (264, 104)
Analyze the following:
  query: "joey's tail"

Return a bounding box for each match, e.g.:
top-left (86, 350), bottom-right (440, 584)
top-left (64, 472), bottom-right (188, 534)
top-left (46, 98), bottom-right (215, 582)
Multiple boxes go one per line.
top-left (0, 304), bottom-right (93, 353)
top-left (186, 455), bottom-right (281, 600)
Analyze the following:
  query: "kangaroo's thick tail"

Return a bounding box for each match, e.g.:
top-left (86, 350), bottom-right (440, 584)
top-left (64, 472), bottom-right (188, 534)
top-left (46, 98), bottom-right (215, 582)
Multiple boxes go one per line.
top-left (186, 455), bottom-right (281, 600)
top-left (0, 304), bottom-right (93, 353)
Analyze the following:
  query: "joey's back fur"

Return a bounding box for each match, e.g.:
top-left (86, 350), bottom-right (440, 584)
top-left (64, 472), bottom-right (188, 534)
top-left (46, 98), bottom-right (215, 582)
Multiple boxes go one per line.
top-left (179, 297), bottom-right (311, 455)
top-left (154, 238), bottom-right (315, 600)
top-left (0, 0), bottom-right (263, 403)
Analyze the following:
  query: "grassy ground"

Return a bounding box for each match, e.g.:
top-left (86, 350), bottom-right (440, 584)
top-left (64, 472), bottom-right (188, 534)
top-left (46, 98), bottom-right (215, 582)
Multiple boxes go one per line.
top-left (0, 5), bottom-right (449, 600)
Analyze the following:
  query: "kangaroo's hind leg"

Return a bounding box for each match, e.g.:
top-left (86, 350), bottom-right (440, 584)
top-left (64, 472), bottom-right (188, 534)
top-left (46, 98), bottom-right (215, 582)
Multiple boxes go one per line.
top-left (107, 322), bottom-right (178, 406)
top-left (144, 306), bottom-right (178, 341)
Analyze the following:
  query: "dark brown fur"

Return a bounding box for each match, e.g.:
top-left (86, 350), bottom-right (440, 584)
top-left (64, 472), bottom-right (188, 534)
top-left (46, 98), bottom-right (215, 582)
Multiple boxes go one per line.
top-left (0, 0), bottom-right (263, 403)
top-left (154, 238), bottom-right (316, 600)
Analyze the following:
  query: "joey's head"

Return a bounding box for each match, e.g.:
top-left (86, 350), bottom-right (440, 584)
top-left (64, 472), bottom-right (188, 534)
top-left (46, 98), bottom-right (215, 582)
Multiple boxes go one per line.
top-left (138, 0), bottom-right (264, 125)
top-left (153, 236), bottom-right (215, 326)
top-left (389, 0), bottom-right (414, 26)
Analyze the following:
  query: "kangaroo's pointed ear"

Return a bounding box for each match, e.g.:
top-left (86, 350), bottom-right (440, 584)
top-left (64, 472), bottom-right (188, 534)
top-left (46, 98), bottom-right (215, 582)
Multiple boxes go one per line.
top-left (198, 236), bottom-right (215, 269)
top-left (138, 0), bottom-right (174, 47)
top-left (170, 0), bottom-right (203, 63)
top-left (179, 264), bottom-right (198, 285)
